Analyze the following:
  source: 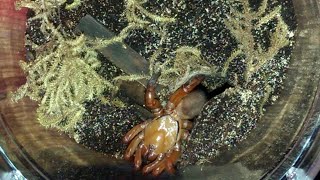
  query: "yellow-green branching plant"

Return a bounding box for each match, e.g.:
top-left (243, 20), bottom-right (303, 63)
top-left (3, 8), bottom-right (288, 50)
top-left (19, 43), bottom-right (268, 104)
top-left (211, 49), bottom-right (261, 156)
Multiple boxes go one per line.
top-left (94, 0), bottom-right (175, 49)
top-left (12, 0), bottom-right (114, 133)
top-left (12, 34), bottom-right (115, 132)
top-left (223, 0), bottom-right (291, 84)
top-left (158, 46), bottom-right (217, 93)
top-left (16, 0), bottom-right (82, 12)
top-left (115, 46), bottom-right (217, 98)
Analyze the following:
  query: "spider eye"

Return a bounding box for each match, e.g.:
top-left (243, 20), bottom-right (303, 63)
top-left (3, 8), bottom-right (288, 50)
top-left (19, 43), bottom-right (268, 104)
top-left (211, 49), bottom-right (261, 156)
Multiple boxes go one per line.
top-left (149, 144), bottom-right (156, 151)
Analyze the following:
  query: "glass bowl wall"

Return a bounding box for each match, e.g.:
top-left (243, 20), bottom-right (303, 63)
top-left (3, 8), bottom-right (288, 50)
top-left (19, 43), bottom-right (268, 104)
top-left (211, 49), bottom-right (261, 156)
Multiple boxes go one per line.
top-left (0, 0), bottom-right (319, 179)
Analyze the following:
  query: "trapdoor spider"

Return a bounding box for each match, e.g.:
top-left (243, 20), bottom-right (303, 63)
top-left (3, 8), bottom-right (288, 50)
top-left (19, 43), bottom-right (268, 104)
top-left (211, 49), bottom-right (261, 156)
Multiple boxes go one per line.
top-left (123, 74), bottom-right (207, 176)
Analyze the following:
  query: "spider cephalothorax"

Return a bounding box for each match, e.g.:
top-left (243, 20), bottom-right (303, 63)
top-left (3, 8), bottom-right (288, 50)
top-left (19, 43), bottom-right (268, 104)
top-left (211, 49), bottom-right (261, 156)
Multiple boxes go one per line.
top-left (123, 74), bottom-right (206, 176)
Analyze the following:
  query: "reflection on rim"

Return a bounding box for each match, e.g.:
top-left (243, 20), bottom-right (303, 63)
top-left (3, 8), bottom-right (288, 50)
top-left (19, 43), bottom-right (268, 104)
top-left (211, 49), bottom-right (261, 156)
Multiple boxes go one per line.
top-left (0, 146), bottom-right (26, 180)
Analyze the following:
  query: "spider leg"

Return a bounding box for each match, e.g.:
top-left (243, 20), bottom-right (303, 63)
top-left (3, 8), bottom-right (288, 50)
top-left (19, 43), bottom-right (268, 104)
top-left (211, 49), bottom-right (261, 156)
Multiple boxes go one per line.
top-left (134, 146), bottom-right (142, 170)
top-left (123, 121), bottom-right (149, 143)
top-left (165, 148), bottom-right (181, 174)
top-left (152, 160), bottom-right (166, 176)
top-left (166, 75), bottom-right (205, 111)
top-left (124, 133), bottom-right (144, 160)
top-left (177, 120), bottom-right (191, 142)
top-left (141, 143), bottom-right (149, 157)
top-left (142, 154), bottom-right (165, 174)
top-left (148, 152), bottom-right (158, 161)
top-left (151, 145), bottom-right (181, 176)
top-left (182, 119), bottom-right (193, 130)
top-left (180, 129), bottom-right (190, 140)
top-left (145, 73), bottom-right (164, 117)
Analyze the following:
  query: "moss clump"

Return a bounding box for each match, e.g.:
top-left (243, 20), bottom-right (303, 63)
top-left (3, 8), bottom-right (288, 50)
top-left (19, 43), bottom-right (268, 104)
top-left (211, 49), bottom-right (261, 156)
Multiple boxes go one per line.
top-left (223, 0), bottom-right (291, 84)
top-left (16, 0), bottom-right (83, 12)
top-left (11, 34), bottom-right (115, 132)
top-left (157, 46), bottom-right (217, 93)
top-left (12, 0), bottom-right (116, 133)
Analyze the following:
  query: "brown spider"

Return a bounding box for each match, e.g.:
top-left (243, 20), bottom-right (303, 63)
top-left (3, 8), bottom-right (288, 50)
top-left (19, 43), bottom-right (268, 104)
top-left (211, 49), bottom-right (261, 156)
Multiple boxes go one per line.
top-left (123, 74), bottom-right (206, 176)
